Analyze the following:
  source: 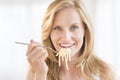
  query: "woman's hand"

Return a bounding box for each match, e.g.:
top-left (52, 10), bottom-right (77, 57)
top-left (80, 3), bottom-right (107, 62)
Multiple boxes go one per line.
top-left (26, 40), bottom-right (48, 79)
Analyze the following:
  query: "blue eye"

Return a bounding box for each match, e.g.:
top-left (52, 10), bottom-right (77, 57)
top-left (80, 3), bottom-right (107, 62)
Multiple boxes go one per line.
top-left (53, 26), bottom-right (62, 31)
top-left (71, 25), bottom-right (79, 30)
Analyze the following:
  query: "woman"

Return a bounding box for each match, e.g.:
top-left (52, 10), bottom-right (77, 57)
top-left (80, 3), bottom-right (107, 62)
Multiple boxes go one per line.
top-left (26, 0), bottom-right (114, 80)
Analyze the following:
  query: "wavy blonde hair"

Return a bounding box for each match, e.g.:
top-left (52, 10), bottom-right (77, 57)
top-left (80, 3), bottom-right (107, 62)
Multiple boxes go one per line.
top-left (41, 0), bottom-right (114, 80)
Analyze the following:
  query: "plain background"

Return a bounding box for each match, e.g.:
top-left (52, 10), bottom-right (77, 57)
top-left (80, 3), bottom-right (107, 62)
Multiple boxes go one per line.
top-left (0, 0), bottom-right (120, 80)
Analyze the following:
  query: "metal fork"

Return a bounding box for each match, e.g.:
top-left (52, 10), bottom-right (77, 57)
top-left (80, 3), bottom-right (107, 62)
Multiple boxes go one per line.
top-left (15, 41), bottom-right (58, 53)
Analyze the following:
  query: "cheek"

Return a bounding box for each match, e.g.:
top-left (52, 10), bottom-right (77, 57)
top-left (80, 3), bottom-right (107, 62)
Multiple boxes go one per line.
top-left (50, 32), bottom-right (59, 46)
top-left (75, 32), bottom-right (84, 46)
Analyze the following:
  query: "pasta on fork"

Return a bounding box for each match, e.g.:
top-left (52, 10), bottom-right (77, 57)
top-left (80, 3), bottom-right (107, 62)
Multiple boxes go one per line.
top-left (56, 48), bottom-right (72, 70)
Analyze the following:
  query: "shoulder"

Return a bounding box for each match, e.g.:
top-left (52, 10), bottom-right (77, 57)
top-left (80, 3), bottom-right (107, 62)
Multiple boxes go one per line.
top-left (88, 55), bottom-right (114, 79)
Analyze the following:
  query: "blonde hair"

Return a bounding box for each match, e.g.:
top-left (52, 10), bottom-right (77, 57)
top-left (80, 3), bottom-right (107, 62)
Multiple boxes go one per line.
top-left (41, 0), bottom-right (114, 80)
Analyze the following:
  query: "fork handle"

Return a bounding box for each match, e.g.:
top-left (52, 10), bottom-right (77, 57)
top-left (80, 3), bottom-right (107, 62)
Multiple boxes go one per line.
top-left (15, 41), bottom-right (58, 53)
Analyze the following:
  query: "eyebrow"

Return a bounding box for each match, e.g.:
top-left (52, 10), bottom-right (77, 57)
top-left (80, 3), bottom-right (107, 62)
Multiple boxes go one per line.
top-left (53, 23), bottom-right (81, 27)
top-left (72, 23), bottom-right (82, 25)
top-left (52, 25), bottom-right (62, 28)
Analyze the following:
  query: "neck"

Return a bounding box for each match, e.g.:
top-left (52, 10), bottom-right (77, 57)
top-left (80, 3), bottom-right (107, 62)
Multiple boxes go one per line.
top-left (59, 60), bottom-right (82, 80)
top-left (60, 58), bottom-right (78, 73)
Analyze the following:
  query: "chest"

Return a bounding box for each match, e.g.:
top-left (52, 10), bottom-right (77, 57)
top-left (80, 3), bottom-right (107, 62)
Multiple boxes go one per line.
top-left (59, 74), bottom-right (85, 80)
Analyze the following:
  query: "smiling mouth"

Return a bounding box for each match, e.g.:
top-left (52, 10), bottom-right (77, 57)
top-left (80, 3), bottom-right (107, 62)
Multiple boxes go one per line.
top-left (59, 43), bottom-right (75, 48)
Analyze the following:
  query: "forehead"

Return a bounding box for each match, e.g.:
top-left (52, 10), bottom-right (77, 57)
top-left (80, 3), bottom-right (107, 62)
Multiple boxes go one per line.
top-left (53, 7), bottom-right (82, 25)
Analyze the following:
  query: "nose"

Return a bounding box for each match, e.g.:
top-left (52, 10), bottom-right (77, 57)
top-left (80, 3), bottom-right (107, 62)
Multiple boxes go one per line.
top-left (61, 30), bottom-right (72, 41)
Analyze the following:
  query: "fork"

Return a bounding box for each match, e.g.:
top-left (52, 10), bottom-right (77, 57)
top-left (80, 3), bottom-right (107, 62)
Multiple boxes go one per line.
top-left (15, 41), bottom-right (58, 53)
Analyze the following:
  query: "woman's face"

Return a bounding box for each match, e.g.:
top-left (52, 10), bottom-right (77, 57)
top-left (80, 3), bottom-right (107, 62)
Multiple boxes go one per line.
top-left (50, 7), bottom-right (85, 58)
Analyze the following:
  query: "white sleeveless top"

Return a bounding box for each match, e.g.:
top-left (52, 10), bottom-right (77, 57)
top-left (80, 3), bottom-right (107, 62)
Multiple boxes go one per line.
top-left (80, 74), bottom-right (100, 80)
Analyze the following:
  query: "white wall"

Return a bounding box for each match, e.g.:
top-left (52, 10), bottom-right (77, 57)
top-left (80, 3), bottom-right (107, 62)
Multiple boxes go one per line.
top-left (84, 0), bottom-right (120, 79)
top-left (0, 1), bottom-right (52, 80)
top-left (0, 0), bottom-right (120, 80)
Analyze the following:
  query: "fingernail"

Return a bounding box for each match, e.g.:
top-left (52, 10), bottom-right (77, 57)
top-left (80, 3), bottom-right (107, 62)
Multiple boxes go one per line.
top-left (30, 39), bottom-right (34, 43)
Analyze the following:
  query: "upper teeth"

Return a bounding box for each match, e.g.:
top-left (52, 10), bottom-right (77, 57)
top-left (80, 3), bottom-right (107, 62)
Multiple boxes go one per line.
top-left (60, 44), bottom-right (73, 47)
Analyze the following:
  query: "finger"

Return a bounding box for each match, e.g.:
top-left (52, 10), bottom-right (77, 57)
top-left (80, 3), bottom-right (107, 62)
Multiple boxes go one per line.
top-left (26, 41), bottom-right (40, 56)
top-left (27, 44), bottom-right (44, 59)
top-left (26, 40), bottom-right (35, 55)
top-left (30, 39), bottom-right (34, 43)
top-left (30, 50), bottom-right (41, 62)
top-left (27, 45), bottom-right (47, 62)
top-left (30, 47), bottom-right (46, 62)
top-left (27, 47), bottom-right (39, 60)
top-left (38, 50), bottom-right (48, 61)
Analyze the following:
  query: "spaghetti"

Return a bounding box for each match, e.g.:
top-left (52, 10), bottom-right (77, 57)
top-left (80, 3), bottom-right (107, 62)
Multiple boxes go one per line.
top-left (56, 48), bottom-right (72, 70)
